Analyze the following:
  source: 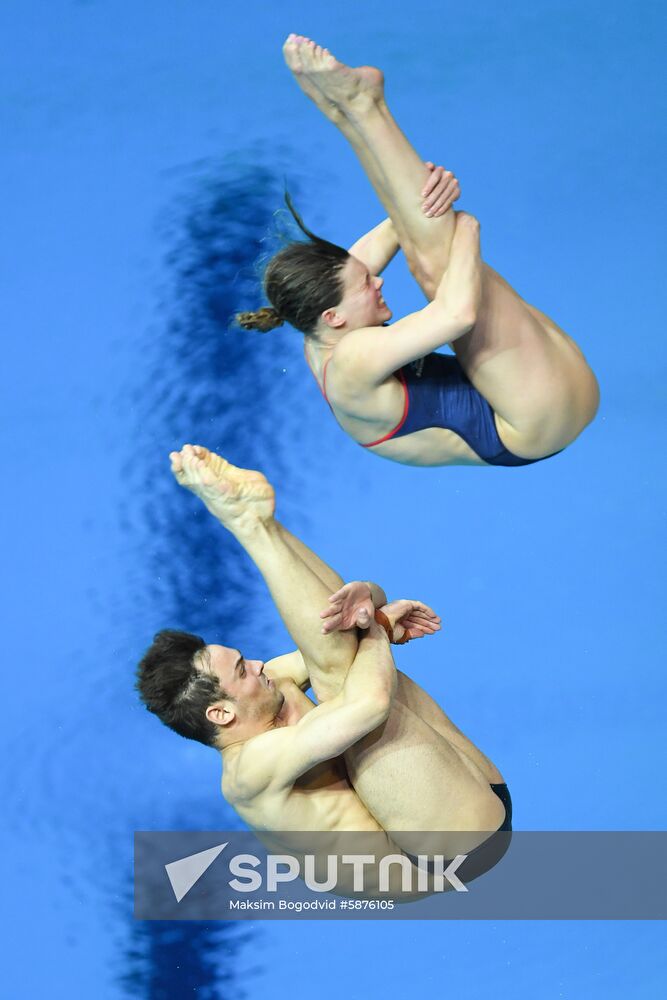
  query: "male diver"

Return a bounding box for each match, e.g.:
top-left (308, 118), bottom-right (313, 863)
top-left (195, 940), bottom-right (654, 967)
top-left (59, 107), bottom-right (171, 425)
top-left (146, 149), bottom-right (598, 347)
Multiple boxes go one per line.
top-left (137, 445), bottom-right (512, 882)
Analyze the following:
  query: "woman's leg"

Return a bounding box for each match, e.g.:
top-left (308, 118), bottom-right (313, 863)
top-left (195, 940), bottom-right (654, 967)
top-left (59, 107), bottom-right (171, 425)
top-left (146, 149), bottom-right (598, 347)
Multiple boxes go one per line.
top-left (284, 36), bottom-right (599, 456)
top-left (283, 35), bottom-right (454, 296)
top-left (454, 264), bottom-right (600, 456)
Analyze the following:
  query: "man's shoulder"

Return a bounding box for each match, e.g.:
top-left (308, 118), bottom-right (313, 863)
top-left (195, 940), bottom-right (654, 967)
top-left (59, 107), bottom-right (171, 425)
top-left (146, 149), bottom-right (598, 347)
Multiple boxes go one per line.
top-left (223, 728), bottom-right (292, 804)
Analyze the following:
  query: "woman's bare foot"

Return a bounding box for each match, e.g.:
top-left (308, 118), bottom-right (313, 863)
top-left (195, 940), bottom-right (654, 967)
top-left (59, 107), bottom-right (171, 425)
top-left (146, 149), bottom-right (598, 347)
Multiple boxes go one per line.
top-left (170, 444), bottom-right (275, 531)
top-left (282, 34), bottom-right (384, 117)
top-left (282, 35), bottom-right (344, 123)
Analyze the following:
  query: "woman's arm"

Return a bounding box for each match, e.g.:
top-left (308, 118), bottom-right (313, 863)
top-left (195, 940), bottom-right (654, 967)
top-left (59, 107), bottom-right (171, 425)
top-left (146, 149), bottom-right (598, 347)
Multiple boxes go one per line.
top-left (347, 164), bottom-right (461, 276)
top-left (347, 218), bottom-right (400, 276)
top-left (335, 213), bottom-right (482, 388)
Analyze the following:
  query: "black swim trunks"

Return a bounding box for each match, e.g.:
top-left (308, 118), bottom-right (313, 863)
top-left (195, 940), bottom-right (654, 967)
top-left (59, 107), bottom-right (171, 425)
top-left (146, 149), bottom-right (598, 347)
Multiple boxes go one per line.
top-left (406, 782), bottom-right (513, 885)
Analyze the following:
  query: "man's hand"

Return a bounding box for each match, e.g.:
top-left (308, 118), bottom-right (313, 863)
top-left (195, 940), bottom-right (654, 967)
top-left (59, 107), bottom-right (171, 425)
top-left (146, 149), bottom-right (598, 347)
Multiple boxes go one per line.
top-left (378, 600), bottom-right (441, 644)
top-left (321, 584), bottom-right (442, 645)
top-left (320, 581), bottom-right (375, 634)
top-left (422, 162), bottom-right (461, 217)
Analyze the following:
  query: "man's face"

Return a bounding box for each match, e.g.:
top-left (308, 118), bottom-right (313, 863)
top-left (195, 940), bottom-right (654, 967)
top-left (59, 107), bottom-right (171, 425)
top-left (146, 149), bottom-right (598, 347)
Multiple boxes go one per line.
top-left (328, 255), bottom-right (392, 331)
top-left (202, 644), bottom-right (284, 727)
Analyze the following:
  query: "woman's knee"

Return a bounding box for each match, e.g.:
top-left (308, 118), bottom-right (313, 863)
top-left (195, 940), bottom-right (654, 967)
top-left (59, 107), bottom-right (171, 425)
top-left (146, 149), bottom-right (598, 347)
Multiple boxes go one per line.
top-left (405, 251), bottom-right (439, 300)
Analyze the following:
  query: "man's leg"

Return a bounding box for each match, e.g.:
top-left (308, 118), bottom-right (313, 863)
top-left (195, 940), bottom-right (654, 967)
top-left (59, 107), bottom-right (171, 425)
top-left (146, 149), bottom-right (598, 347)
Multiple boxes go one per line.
top-left (170, 445), bottom-right (357, 684)
top-left (259, 512), bottom-right (506, 836)
top-left (267, 535), bottom-right (504, 792)
top-left (275, 522), bottom-right (507, 838)
top-left (344, 695), bottom-right (506, 846)
top-left (283, 36), bottom-right (455, 297)
top-left (276, 523), bottom-right (345, 595)
top-left (394, 672), bottom-right (504, 784)
top-left (171, 447), bottom-right (504, 843)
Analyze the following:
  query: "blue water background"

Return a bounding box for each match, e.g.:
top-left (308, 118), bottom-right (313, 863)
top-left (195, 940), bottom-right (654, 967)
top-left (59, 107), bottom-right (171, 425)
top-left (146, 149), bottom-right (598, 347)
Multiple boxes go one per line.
top-left (1, 1), bottom-right (665, 996)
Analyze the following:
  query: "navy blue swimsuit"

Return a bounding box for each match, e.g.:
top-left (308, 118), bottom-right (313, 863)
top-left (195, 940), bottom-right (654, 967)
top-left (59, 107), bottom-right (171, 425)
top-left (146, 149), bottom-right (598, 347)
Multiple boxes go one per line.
top-left (313, 350), bottom-right (554, 468)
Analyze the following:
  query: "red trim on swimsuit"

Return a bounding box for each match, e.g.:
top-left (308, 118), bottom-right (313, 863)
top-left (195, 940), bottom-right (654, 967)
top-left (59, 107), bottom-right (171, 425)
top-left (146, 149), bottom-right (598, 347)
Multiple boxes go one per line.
top-left (361, 368), bottom-right (409, 447)
top-left (304, 345), bottom-right (410, 448)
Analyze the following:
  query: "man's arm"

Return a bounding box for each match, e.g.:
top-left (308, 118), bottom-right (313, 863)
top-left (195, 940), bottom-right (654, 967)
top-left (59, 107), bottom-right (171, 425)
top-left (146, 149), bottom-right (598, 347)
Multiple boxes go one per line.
top-left (320, 582), bottom-right (441, 643)
top-left (238, 622), bottom-right (396, 795)
top-left (320, 580), bottom-right (387, 633)
top-left (264, 650), bottom-right (310, 691)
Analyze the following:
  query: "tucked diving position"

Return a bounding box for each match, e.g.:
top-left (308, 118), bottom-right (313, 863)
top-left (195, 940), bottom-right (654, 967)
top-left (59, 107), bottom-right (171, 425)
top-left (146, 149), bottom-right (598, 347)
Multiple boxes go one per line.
top-left (237, 36), bottom-right (599, 468)
top-left (136, 445), bottom-right (512, 889)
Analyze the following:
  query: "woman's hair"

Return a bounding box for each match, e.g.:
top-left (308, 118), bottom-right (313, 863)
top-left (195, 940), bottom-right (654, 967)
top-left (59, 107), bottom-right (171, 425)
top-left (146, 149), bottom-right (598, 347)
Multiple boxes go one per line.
top-left (236, 194), bottom-right (350, 335)
top-left (136, 629), bottom-right (233, 748)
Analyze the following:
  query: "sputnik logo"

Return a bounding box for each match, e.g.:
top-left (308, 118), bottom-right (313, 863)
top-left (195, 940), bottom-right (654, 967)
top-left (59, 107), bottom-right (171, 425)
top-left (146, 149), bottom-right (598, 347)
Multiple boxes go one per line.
top-left (165, 842), bottom-right (228, 902)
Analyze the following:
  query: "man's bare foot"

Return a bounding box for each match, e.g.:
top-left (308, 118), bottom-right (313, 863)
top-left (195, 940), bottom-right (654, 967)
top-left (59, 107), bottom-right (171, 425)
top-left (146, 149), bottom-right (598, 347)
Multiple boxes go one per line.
top-left (282, 34), bottom-right (384, 117)
top-left (170, 444), bottom-right (275, 531)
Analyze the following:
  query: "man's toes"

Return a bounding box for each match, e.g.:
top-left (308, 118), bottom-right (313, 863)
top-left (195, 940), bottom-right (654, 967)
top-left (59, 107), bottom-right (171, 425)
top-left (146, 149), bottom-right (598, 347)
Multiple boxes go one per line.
top-left (283, 40), bottom-right (300, 69)
top-left (182, 448), bottom-right (199, 472)
top-left (285, 40), bottom-right (305, 73)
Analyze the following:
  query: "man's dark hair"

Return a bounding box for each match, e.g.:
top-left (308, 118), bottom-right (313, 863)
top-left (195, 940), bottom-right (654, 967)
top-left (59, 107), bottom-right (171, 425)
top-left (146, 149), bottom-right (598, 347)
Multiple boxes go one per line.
top-left (136, 629), bottom-right (233, 748)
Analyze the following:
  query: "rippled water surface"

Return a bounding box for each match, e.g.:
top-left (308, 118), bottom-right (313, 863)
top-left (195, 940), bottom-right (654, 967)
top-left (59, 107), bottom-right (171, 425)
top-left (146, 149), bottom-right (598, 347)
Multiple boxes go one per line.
top-left (2, 1), bottom-right (665, 997)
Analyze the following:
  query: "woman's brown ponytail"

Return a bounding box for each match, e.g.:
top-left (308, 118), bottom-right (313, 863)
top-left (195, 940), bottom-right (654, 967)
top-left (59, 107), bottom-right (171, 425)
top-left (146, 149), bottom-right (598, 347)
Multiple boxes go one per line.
top-left (235, 306), bottom-right (285, 332)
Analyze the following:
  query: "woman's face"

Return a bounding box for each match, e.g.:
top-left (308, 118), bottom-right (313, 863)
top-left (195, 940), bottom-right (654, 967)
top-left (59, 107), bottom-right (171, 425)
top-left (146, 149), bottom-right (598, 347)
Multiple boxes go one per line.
top-left (325, 254), bottom-right (392, 331)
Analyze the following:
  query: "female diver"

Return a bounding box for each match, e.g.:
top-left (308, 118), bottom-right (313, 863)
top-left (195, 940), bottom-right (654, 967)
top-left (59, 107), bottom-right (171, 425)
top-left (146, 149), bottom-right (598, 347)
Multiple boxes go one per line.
top-left (237, 36), bottom-right (599, 468)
